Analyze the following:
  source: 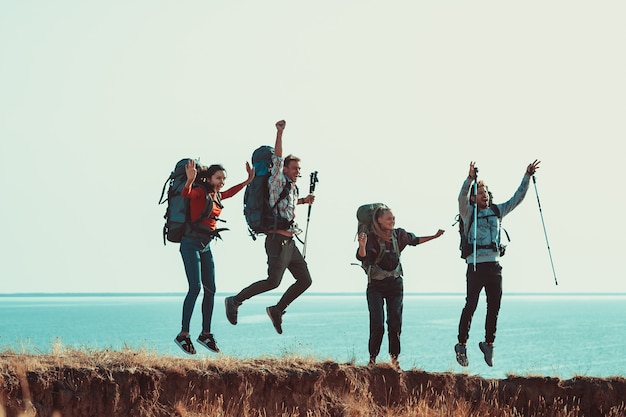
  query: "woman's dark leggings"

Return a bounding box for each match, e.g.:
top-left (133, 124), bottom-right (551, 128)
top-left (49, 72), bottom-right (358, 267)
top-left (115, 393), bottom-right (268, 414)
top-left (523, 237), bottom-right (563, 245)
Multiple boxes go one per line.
top-left (367, 276), bottom-right (403, 358)
top-left (179, 236), bottom-right (216, 334)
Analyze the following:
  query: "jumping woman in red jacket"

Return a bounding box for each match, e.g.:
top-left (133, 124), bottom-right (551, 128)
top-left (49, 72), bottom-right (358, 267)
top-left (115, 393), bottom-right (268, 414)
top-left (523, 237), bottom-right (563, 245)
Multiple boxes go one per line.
top-left (174, 159), bottom-right (254, 355)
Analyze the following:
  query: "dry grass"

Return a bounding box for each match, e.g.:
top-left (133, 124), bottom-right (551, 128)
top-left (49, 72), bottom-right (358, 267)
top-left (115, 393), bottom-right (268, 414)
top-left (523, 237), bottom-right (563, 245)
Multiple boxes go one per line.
top-left (1, 345), bottom-right (625, 417)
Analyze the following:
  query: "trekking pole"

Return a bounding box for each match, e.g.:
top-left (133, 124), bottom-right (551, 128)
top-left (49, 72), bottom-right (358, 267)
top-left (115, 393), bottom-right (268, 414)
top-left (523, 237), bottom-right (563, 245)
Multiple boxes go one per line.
top-left (302, 171), bottom-right (319, 259)
top-left (532, 174), bottom-right (558, 286)
top-left (473, 167), bottom-right (478, 271)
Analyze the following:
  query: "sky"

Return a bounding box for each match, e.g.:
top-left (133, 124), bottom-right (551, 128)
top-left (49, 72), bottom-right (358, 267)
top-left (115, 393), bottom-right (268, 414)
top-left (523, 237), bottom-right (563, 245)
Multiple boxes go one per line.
top-left (1, 1), bottom-right (624, 294)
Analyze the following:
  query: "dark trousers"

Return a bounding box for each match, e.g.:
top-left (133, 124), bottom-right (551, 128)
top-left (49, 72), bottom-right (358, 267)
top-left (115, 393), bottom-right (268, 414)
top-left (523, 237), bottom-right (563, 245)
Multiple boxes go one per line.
top-left (366, 276), bottom-right (403, 358)
top-left (179, 236), bottom-right (215, 334)
top-left (457, 262), bottom-right (503, 344)
top-left (236, 234), bottom-right (312, 311)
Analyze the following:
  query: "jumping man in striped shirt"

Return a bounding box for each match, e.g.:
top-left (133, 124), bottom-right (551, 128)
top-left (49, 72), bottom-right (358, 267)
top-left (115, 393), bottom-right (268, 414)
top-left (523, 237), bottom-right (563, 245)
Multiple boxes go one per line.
top-left (225, 120), bottom-right (315, 334)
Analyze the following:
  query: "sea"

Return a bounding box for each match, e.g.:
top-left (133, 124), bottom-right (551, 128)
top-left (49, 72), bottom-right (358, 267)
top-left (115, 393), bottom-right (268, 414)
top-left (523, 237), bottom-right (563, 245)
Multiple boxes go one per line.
top-left (1, 292), bottom-right (624, 380)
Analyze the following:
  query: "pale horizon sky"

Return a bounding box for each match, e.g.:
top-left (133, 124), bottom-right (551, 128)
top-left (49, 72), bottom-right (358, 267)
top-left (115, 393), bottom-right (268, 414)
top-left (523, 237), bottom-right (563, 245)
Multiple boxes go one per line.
top-left (1, 1), bottom-right (624, 295)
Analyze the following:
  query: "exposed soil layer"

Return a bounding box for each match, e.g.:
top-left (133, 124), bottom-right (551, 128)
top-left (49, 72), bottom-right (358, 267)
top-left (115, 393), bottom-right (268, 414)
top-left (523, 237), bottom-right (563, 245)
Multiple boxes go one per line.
top-left (1, 353), bottom-right (625, 417)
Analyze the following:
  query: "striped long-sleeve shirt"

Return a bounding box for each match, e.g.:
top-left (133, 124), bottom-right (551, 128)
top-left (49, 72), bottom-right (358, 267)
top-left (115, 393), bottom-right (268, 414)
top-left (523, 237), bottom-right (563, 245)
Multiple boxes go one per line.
top-left (268, 153), bottom-right (301, 234)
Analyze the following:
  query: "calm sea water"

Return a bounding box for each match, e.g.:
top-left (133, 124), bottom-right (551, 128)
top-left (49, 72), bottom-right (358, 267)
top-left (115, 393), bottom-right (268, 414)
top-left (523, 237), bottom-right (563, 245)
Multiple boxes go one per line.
top-left (1, 293), bottom-right (624, 380)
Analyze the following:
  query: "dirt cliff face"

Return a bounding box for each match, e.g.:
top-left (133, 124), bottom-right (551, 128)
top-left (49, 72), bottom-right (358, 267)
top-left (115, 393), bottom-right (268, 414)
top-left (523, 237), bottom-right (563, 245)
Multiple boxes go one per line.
top-left (1, 352), bottom-right (625, 417)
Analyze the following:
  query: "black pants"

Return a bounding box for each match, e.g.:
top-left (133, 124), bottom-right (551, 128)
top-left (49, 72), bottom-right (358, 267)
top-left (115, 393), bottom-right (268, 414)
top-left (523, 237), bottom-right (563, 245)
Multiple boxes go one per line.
top-left (235, 234), bottom-right (312, 311)
top-left (367, 276), bottom-right (403, 358)
top-left (457, 262), bottom-right (503, 344)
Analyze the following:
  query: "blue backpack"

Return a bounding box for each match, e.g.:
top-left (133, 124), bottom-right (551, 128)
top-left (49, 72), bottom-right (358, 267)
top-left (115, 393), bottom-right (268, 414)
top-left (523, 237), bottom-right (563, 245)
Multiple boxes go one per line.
top-left (159, 159), bottom-right (216, 245)
top-left (243, 146), bottom-right (292, 240)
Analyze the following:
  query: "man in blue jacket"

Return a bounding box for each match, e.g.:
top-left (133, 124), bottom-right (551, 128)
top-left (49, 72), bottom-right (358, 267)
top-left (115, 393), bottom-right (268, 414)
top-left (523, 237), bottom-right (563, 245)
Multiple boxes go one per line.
top-left (455, 160), bottom-right (540, 367)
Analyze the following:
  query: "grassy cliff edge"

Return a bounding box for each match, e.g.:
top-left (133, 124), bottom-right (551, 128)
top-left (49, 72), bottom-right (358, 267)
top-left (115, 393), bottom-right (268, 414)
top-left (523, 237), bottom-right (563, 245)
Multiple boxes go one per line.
top-left (1, 347), bottom-right (625, 417)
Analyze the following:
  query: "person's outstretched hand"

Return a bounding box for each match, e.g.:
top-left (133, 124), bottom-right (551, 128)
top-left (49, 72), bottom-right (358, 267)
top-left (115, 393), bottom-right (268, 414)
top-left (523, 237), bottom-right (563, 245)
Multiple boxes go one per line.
top-left (526, 159), bottom-right (541, 176)
top-left (244, 161), bottom-right (255, 184)
top-left (468, 161), bottom-right (478, 180)
top-left (185, 159), bottom-right (197, 182)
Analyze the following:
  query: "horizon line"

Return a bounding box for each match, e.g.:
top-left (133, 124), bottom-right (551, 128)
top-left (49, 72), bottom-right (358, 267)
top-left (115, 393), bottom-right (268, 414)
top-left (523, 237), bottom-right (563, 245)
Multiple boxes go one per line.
top-left (1, 291), bottom-right (625, 297)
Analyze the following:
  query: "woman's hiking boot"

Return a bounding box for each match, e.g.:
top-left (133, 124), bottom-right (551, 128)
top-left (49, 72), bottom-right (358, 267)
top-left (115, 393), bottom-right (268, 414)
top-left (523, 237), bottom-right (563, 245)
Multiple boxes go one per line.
top-left (174, 334), bottom-right (196, 355)
top-left (390, 355), bottom-right (400, 371)
top-left (197, 333), bottom-right (219, 353)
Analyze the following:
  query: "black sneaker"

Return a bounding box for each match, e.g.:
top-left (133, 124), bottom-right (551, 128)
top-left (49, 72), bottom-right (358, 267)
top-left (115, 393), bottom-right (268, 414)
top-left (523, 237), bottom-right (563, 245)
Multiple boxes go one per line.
top-left (197, 333), bottom-right (219, 353)
top-left (266, 305), bottom-right (284, 334)
top-left (479, 342), bottom-right (494, 366)
top-left (455, 343), bottom-right (468, 367)
top-left (174, 334), bottom-right (196, 355)
top-left (225, 296), bottom-right (240, 325)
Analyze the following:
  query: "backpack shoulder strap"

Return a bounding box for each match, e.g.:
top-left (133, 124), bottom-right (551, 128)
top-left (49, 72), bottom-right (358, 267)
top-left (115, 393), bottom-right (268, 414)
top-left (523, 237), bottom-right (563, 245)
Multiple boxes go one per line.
top-left (193, 184), bottom-right (217, 224)
top-left (375, 239), bottom-right (385, 264)
top-left (271, 181), bottom-right (292, 210)
top-left (491, 204), bottom-right (511, 242)
top-left (213, 189), bottom-right (224, 209)
top-left (391, 229), bottom-right (400, 255)
top-left (491, 204), bottom-right (501, 218)
top-left (374, 230), bottom-right (400, 265)
top-left (159, 178), bottom-right (169, 204)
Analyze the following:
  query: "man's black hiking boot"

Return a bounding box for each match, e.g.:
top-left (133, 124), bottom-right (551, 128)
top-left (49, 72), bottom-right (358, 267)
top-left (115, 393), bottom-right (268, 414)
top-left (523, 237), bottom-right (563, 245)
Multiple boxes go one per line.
top-left (225, 296), bottom-right (240, 325)
top-left (266, 305), bottom-right (284, 334)
top-left (479, 341), bottom-right (494, 367)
